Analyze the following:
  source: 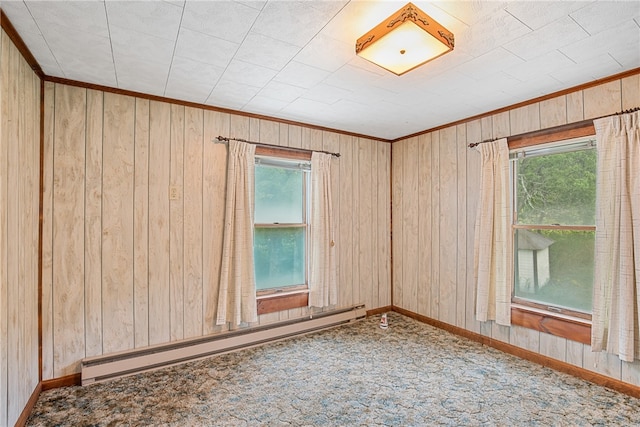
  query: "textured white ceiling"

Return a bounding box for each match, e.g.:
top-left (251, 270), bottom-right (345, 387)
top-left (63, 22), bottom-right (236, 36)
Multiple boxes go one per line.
top-left (3, 0), bottom-right (640, 140)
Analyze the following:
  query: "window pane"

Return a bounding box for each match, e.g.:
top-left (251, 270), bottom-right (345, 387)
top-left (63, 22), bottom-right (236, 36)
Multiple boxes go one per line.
top-left (516, 149), bottom-right (596, 225)
top-left (254, 227), bottom-right (305, 290)
top-left (255, 165), bottom-right (303, 224)
top-left (514, 229), bottom-right (594, 313)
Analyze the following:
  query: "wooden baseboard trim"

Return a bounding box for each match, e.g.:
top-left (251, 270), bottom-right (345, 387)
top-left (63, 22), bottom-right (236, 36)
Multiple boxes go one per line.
top-left (367, 306), bottom-right (392, 317)
top-left (393, 307), bottom-right (640, 399)
top-left (15, 382), bottom-right (42, 427)
top-left (42, 373), bottom-right (82, 391)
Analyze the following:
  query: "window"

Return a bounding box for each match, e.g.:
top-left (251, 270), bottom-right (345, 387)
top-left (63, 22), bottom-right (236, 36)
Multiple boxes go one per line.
top-left (253, 153), bottom-right (310, 313)
top-left (511, 137), bottom-right (596, 319)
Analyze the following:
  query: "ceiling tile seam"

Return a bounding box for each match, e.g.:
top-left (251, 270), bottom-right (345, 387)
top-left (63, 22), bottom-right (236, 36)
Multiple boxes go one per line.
top-left (103, 0), bottom-right (119, 88)
top-left (22, 0), bottom-right (66, 79)
top-left (608, 53), bottom-right (624, 69)
top-left (568, 14), bottom-right (592, 37)
top-left (503, 8), bottom-right (534, 32)
top-left (238, 0), bottom-right (352, 111)
top-left (163, 4), bottom-right (187, 96)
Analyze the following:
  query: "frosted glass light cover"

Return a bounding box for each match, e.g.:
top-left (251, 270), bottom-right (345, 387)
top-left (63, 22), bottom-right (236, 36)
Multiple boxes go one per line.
top-left (357, 21), bottom-right (450, 75)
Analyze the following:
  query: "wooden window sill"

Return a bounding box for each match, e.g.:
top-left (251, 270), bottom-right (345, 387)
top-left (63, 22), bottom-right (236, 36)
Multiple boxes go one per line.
top-left (511, 305), bottom-right (591, 345)
top-left (257, 290), bottom-right (308, 315)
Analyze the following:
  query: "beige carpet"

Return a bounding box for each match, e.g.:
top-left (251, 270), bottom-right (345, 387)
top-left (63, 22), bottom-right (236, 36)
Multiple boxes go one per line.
top-left (27, 313), bottom-right (640, 426)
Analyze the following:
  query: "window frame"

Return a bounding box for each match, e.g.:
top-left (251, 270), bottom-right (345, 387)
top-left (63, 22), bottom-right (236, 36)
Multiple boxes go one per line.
top-left (253, 146), bottom-right (311, 315)
top-left (507, 125), bottom-right (596, 343)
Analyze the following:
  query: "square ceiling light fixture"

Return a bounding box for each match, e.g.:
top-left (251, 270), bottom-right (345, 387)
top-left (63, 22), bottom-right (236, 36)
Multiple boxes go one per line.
top-left (355, 2), bottom-right (454, 76)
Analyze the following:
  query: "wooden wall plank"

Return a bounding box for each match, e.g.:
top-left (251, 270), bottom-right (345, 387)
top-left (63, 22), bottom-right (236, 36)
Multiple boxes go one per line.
top-left (566, 91), bottom-right (584, 123)
top-left (509, 104), bottom-right (540, 135)
top-left (249, 117), bottom-right (260, 142)
top-left (84, 89), bottom-right (103, 357)
top-left (41, 81), bottom-right (55, 379)
top-left (465, 119), bottom-right (482, 334)
top-left (5, 33), bottom-right (20, 419)
top-left (583, 80), bottom-right (622, 120)
top-left (376, 141), bottom-right (391, 307)
top-left (430, 132), bottom-right (440, 318)
top-left (583, 348), bottom-right (622, 379)
top-left (278, 123), bottom-right (289, 147)
top-left (510, 325), bottom-right (540, 353)
top-left (622, 360), bottom-right (640, 387)
top-left (539, 332), bottom-right (567, 362)
top-left (621, 75), bottom-right (640, 110)
top-left (18, 36), bottom-right (32, 414)
top-left (169, 104), bottom-right (185, 341)
top-left (565, 340), bottom-right (584, 367)
top-left (492, 111), bottom-right (511, 139)
top-left (101, 92), bottom-right (135, 353)
top-left (31, 67), bottom-right (43, 390)
top-left (308, 128), bottom-right (323, 152)
top-left (391, 140), bottom-right (403, 308)
top-left (455, 124), bottom-right (467, 328)
top-left (288, 125), bottom-right (302, 149)
top-left (148, 100), bottom-right (171, 345)
top-left (438, 127), bottom-right (457, 326)
top-left (21, 55), bottom-right (40, 398)
top-left (202, 111), bottom-right (229, 334)
top-left (134, 98), bottom-right (150, 348)
top-left (539, 96), bottom-right (567, 128)
top-left (369, 139), bottom-right (379, 308)
top-left (17, 55), bottom-right (26, 405)
top-left (351, 138), bottom-right (361, 306)
top-left (338, 135), bottom-right (354, 308)
top-left (259, 119), bottom-right (279, 145)
top-left (358, 138), bottom-right (372, 309)
top-left (403, 137), bottom-right (419, 313)
top-left (417, 133), bottom-right (432, 316)
top-left (183, 107), bottom-right (204, 339)
top-left (0, 29), bottom-right (8, 426)
top-left (52, 84), bottom-right (86, 376)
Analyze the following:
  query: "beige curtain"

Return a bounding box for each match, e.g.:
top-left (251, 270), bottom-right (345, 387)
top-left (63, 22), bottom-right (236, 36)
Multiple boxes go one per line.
top-left (474, 138), bottom-right (513, 326)
top-left (308, 152), bottom-right (337, 307)
top-left (216, 140), bottom-right (258, 326)
top-left (592, 111), bottom-right (640, 362)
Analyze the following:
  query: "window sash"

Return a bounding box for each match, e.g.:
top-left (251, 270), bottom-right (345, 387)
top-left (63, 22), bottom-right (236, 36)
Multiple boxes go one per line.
top-left (253, 159), bottom-right (310, 294)
top-left (509, 136), bottom-right (596, 160)
top-left (511, 136), bottom-right (596, 318)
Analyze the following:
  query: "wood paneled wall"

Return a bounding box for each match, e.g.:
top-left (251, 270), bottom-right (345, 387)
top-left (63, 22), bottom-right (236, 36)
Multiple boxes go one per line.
top-left (392, 72), bottom-right (640, 387)
top-left (0, 29), bottom-right (41, 426)
top-left (41, 82), bottom-right (392, 379)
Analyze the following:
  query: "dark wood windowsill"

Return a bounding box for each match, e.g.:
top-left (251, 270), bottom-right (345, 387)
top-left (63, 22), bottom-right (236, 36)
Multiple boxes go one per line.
top-left (257, 291), bottom-right (308, 315)
top-left (511, 305), bottom-right (591, 345)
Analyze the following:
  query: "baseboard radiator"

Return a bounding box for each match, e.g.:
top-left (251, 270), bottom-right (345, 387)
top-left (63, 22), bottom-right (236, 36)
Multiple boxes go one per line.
top-left (82, 305), bottom-right (366, 386)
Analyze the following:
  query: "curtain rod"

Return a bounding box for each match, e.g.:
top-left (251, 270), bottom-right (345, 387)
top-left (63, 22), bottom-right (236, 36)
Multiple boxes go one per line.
top-left (215, 136), bottom-right (340, 158)
top-left (467, 106), bottom-right (640, 149)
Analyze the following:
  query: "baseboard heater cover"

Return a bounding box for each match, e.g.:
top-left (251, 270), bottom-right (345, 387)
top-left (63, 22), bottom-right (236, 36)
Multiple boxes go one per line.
top-left (81, 305), bottom-right (366, 385)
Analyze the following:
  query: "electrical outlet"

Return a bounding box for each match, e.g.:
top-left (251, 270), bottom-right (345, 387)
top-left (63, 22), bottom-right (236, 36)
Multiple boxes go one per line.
top-left (169, 186), bottom-right (180, 200)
